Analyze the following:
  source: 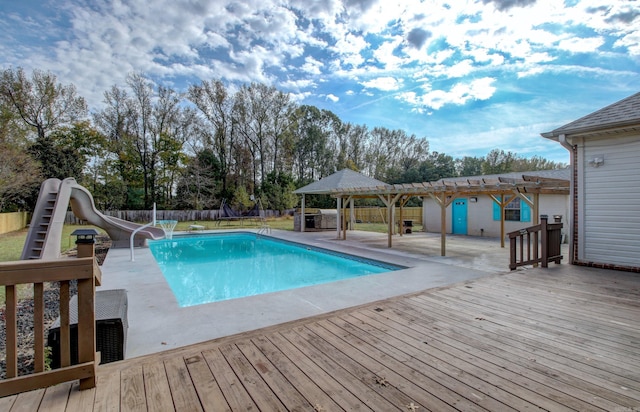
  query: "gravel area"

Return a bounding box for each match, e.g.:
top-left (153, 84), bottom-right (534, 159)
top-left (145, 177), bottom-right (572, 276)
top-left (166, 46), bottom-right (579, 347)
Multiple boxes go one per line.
top-left (0, 237), bottom-right (110, 379)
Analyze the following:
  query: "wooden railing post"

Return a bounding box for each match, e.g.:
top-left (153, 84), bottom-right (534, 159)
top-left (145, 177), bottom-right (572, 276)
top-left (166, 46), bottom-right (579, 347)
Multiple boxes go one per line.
top-left (509, 234), bottom-right (517, 270)
top-left (77, 275), bottom-right (97, 390)
top-left (5, 284), bottom-right (17, 378)
top-left (540, 215), bottom-right (549, 268)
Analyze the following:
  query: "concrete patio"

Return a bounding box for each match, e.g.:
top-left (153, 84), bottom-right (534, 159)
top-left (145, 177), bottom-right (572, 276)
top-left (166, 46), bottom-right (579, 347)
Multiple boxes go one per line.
top-left (99, 229), bottom-right (528, 358)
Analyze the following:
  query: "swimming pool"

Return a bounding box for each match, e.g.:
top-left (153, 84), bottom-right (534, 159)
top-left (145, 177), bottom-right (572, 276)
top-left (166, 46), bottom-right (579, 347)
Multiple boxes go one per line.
top-left (149, 233), bottom-right (402, 307)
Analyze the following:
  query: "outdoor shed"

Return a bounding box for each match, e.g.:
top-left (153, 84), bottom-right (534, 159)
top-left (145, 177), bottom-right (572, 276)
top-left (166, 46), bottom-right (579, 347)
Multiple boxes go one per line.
top-left (542, 91), bottom-right (640, 271)
top-left (422, 169), bottom-right (570, 238)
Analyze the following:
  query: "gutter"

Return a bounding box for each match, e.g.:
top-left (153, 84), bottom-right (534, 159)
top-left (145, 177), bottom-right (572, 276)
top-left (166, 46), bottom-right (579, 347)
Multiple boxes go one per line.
top-left (559, 134), bottom-right (575, 264)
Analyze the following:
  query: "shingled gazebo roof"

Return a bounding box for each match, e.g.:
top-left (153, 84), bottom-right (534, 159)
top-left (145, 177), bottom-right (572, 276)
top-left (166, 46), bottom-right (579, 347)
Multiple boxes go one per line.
top-left (293, 168), bottom-right (388, 195)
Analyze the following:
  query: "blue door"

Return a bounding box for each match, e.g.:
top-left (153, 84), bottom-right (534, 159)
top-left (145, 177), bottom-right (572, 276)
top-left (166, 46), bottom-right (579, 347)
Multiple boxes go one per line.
top-left (452, 198), bottom-right (468, 234)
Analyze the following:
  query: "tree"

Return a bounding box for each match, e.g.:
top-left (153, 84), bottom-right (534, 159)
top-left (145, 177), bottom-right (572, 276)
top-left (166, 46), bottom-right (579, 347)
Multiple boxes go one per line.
top-left (93, 84), bottom-right (141, 208)
top-left (95, 74), bottom-right (186, 209)
top-left (482, 149), bottom-right (517, 174)
top-left (260, 171), bottom-right (298, 212)
top-left (512, 155), bottom-right (566, 171)
top-left (267, 88), bottom-right (294, 174)
top-left (0, 141), bottom-right (41, 211)
top-left (415, 152), bottom-right (456, 182)
top-left (233, 83), bottom-right (296, 187)
top-left (175, 148), bottom-right (222, 209)
top-left (188, 80), bottom-right (235, 194)
top-left (0, 67), bottom-right (87, 140)
top-left (29, 135), bottom-right (84, 180)
top-left (290, 105), bottom-right (338, 182)
top-left (365, 127), bottom-right (429, 183)
top-left (232, 185), bottom-right (253, 212)
top-left (456, 156), bottom-right (484, 177)
top-left (343, 122), bottom-right (368, 171)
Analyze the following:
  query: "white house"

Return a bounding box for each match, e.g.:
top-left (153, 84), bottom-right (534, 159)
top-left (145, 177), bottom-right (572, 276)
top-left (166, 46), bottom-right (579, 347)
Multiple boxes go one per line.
top-left (542, 91), bottom-right (640, 271)
top-left (422, 169), bottom-right (570, 238)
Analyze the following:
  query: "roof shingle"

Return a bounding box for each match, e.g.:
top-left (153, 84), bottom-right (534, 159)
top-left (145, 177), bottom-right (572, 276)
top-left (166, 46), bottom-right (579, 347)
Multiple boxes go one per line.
top-left (542, 91), bottom-right (640, 138)
top-left (293, 169), bottom-right (388, 194)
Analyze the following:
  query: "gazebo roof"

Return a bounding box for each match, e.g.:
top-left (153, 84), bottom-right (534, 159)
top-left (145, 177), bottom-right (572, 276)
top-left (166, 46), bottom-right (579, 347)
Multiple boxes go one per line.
top-left (293, 169), bottom-right (388, 195)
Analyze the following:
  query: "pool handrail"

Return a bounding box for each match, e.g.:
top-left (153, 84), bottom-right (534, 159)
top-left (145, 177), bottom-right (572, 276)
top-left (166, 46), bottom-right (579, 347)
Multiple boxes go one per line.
top-left (130, 203), bottom-right (157, 262)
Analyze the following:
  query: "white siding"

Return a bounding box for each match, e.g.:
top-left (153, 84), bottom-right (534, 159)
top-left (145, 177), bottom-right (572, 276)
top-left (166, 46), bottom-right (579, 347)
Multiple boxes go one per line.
top-left (422, 194), bottom-right (569, 238)
top-left (582, 135), bottom-right (640, 267)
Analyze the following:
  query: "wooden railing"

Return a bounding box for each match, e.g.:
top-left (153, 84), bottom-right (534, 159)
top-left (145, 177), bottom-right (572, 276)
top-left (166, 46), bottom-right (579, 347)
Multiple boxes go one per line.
top-left (509, 215), bottom-right (563, 270)
top-left (0, 257), bottom-right (102, 397)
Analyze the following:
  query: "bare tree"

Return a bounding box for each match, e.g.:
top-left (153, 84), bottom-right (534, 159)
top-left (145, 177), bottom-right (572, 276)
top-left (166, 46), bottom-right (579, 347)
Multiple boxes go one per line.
top-left (0, 67), bottom-right (87, 140)
top-left (233, 83), bottom-right (271, 188)
top-left (188, 80), bottom-right (235, 193)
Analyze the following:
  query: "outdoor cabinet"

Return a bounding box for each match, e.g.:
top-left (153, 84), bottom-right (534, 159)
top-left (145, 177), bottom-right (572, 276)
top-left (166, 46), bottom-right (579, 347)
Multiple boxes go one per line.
top-left (48, 289), bottom-right (128, 368)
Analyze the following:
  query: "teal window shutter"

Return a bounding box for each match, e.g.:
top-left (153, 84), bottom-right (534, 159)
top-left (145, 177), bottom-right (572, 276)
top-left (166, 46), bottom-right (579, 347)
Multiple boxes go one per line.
top-left (520, 196), bottom-right (531, 222)
top-left (492, 196), bottom-right (501, 221)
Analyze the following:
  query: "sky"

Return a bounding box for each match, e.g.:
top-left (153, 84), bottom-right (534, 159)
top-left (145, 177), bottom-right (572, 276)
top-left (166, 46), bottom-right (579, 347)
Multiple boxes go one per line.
top-left (1, 0), bottom-right (639, 164)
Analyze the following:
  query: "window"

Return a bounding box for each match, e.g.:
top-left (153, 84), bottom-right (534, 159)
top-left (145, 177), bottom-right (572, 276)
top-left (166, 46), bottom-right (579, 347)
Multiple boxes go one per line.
top-left (504, 197), bottom-right (521, 221)
top-left (492, 195), bottom-right (531, 222)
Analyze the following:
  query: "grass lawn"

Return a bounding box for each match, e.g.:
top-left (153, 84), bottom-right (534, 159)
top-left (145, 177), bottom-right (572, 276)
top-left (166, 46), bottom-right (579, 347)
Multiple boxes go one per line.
top-left (0, 224), bottom-right (107, 263)
top-left (0, 225), bottom-right (107, 301)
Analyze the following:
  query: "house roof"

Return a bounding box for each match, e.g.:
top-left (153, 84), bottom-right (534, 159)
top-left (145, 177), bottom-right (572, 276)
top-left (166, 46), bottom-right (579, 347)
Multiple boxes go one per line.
top-left (541, 91), bottom-right (640, 140)
top-left (293, 168), bottom-right (388, 195)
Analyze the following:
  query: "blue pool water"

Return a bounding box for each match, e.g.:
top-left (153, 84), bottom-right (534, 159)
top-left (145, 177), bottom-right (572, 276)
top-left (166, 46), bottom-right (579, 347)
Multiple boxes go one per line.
top-left (149, 233), bottom-right (401, 307)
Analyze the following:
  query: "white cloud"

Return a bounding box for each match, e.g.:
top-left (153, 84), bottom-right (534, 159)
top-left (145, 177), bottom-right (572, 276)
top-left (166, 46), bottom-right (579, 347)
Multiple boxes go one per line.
top-left (331, 32), bottom-right (368, 68)
top-left (558, 37), bottom-right (605, 53)
top-left (361, 76), bottom-right (403, 91)
top-left (281, 78), bottom-right (316, 90)
top-left (447, 60), bottom-right (475, 78)
top-left (325, 93), bottom-right (340, 102)
top-left (301, 56), bottom-right (324, 75)
top-left (615, 31), bottom-right (640, 55)
top-left (398, 77), bottom-right (496, 110)
top-left (372, 37), bottom-right (406, 70)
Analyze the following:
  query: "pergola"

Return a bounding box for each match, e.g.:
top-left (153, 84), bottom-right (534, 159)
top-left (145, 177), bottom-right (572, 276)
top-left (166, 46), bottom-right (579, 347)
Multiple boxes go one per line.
top-left (331, 174), bottom-right (570, 256)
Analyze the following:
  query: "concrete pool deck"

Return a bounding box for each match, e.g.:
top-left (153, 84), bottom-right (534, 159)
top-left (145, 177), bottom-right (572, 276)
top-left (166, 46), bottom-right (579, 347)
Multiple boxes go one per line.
top-left (99, 229), bottom-right (531, 358)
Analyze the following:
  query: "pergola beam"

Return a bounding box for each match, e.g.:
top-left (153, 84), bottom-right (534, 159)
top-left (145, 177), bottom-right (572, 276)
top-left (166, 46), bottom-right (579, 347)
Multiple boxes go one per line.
top-left (329, 174), bottom-right (569, 256)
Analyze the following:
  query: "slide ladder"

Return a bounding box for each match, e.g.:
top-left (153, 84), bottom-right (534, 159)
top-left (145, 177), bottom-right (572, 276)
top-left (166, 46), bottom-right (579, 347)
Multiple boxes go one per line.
top-left (21, 178), bottom-right (68, 260)
top-left (21, 178), bottom-right (166, 260)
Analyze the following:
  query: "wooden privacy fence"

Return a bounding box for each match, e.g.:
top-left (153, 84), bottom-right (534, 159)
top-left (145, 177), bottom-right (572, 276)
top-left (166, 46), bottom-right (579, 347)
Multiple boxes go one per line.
top-left (0, 212), bottom-right (28, 235)
top-left (0, 257), bottom-right (102, 397)
top-left (508, 215), bottom-right (563, 270)
top-left (300, 207), bottom-right (423, 225)
top-left (65, 209), bottom-right (289, 224)
top-left (65, 207), bottom-right (422, 225)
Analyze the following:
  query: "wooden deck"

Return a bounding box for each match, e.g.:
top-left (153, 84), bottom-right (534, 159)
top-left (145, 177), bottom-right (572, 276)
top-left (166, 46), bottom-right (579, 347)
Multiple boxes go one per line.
top-left (2, 265), bottom-right (640, 411)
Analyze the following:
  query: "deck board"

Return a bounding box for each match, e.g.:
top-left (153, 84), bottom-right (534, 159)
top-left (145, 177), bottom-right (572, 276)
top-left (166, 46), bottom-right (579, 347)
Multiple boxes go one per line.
top-left (141, 361), bottom-right (173, 412)
top-left (4, 265), bottom-right (640, 411)
top-left (183, 353), bottom-right (230, 412)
